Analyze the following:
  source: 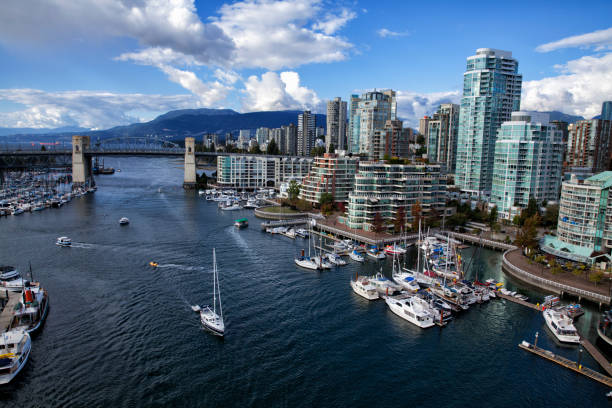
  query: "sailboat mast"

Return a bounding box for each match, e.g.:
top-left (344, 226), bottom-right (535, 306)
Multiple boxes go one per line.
top-left (213, 248), bottom-right (216, 315)
top-left (416, 220), bottom-right (421, 273)
top-left (216, 249), bottom-right (223, 320)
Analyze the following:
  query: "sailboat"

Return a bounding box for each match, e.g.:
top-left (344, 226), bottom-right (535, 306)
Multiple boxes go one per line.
top-left (198, 249), bottom-right (225, 336)
top-left (295, 223), bottom-right (320, 270)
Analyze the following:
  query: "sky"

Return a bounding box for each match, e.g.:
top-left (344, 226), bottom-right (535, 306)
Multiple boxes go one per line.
top-left (0, 0), bottom-right (611, 130)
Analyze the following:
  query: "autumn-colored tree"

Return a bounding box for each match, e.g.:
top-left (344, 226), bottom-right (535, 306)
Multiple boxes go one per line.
top-left (411, 201), bottom-right (422, 231)
top-left (372, 212), bottom-right (385, 234)
top-left (394, 207), bottom-right (406, 233)
top-left (515, 214), bottom-right (540, 250)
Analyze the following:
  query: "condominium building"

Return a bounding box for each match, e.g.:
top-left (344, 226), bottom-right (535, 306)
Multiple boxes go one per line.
top-left (347, 90), bottom-right (396, 156)
top-left (455, 48), bottom-right (522, 195)
top-left (419, 116), bottom-right (430, 138)
top-left (255, 127), bottom-right (270, 146)
top-left (270, 127), bottom-right (285, 153)
top-left (490, 112), bottom-right (564, 220)
top-left (326, 97), bottom-right (347, 151)
top-left (541, 172), bottom-right (612, 263)
top-left (217, 155), bottom-right (312, 189)
top-left (299, 152), bottom-right (359, 205)
top-left (283, 123), bottom-right (298, 156)
top-left (603, 101), bottom-right (612, 122)
top-left (297, 111), bottom-right (316, 156)
top-left (372, 120), bottom-right (412, 159)
top-left (427, 104), bottom-right (460, 173)
top-left (343, 162), bottom-right (446, 231)
top-left (567, 119), bottom-right (611, 173)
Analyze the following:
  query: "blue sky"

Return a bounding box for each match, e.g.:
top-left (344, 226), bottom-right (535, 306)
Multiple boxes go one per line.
top-left (0, 0), bottom-right (611, 130)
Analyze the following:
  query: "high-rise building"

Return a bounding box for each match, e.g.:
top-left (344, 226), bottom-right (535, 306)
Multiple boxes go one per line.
top-left (347, 95), bottom-right (360, 154)
top-left (491, 112), bottom-right (564, 220)
top-left (541, 171), bottom-right (612, 264)
top-left (299, 152), bottom-right (359, 204)
top-left (269, 128), bottom-right (285, 154)
top-left (455, 48), bottom-right (522, 195)
top-left (326, 98), bottom-right (347, 152)
top-left (567, 119), bottom-right (611, 173)
top-left (255, 127), bottom-right (270, 146)
top-left (343, 162), bottom-right (446, 231)
top-left (427, 104), bottom-right (460, 173)
top-left (297, 111), bottom-right (315, 156)
top-left (419, 116), bottom-right (430, 139)
top-left (283, 123), bottom-right (298, 156)
top-left (372, 120), bottom-right (412, 159)
top-left (347, 90), bottom-right (396, 157)
top-left (602, 101), bottom-right (612, 121)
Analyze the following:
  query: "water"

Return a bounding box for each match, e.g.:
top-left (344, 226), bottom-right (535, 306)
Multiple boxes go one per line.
top-left (0, 157), bottom-right (608, 407)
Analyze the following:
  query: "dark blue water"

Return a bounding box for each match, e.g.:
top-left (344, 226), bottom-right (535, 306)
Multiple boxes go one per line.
top-left (0, 157), bottom-right (608, 407)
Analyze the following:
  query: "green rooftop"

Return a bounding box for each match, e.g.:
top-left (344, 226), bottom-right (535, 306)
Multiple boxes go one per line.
top-left (586, 171), bottom-right (612, 189)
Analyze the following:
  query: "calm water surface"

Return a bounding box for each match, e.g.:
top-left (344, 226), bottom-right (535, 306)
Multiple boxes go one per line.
top-left (0, 157), bottom-right (608, 407)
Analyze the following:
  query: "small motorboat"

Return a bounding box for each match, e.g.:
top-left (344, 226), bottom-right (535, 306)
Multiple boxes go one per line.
top-left (350, 275), bottom-right (379, 300)
top-left (326, 253), bottom-right (347, 266)
top-left (119, 217), bottom-right (130, 225)
top-left (234, 218), bottom-right (248, 228)
top-left (295, 228), bottom-right (309, 238)
top-left (349, 250), bottom-right (365, 262)
top-left (56, 236), bottom-right (72, 247)
top-left (149, 261), bottom-right (158, 267)
top-left (367, 248), bottom-right (386, 260)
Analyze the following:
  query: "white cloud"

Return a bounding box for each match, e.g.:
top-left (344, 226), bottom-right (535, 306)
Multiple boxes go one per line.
top-left (313, 8), bottom-right (356, 35)
top-left (242, 71), bottom-right (321, 112)
top-left (212, 0), bottom-right (353, 70)
top-left (0, 0), bottom-right (235, 66)
top-left (0, 89), bottom-right (197, 129)
top-left (536, 27), bottom-right (612, 52)
top-left (214, 69), bottom-right (241, 85)
top-left (377, 28), bottom-right (409, 38)
top-left (395, 90), bottom-right (461, 128)
top-left (157, 66), bottom-right (232, 106)
top-left (521, 52), bottom-right (612, 119)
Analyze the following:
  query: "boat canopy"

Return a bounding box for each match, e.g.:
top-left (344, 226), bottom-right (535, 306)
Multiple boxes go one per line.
top-left (235, 218), bottom-right (248, 223)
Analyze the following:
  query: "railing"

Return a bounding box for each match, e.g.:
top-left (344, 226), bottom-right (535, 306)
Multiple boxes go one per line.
top-left (445, 231), bottom-right (517, 251)
top-left (502, 249), bottom-right (611, 304)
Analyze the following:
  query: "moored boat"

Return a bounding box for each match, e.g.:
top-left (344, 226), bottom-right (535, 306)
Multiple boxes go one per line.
top-left (350, 275), bottom-right (379, 300)
top-left (349, 250), bottom-right (365, 263)
top-left (543, 309), bottom-right (580, 343)
top-left (0, 330), bottom-right (31, 384)
top-left (384, 295), bottom-right (435, 328)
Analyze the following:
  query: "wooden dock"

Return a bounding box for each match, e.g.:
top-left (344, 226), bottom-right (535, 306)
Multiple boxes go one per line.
top-left (0, 290), bottom-right (20, 332)
top-left (496, 292), bottom-right (543, 311)
top-left (578, 330), bottom-right (612, 377)
top-left (519, 340), bottom-right (612, 387)
top-left (260, 218), bottom-right (309, 230)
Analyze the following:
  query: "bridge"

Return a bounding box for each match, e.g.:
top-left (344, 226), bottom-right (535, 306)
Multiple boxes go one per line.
top-left (0, 135), bottom-right (303, 188)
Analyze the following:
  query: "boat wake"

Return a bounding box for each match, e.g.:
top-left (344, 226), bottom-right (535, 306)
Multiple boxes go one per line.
top-left (71, 242), bottom-right (95, 249)
top-left (154, 263), bottom-right (206, 272)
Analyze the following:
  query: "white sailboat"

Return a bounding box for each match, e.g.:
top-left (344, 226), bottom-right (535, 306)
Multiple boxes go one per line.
top-left (295, 225), bottom-right (320, 270)
top-left (199, 249), bottom-right (224, 336)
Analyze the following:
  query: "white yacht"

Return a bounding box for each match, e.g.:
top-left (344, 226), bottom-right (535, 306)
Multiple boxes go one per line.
top-left (392, 271), bottom-right (420, 293)
top-left (295, 256), bottom-right (320, 270)
top-left (119, 217), bottom-right (130, 225)
top-left (366, 248), bottom-right (386, 260)
top-left (326, 253), bottom-right (347, 266)
top-left (56, 236), bottom-right (72, 247)
top-left (543, 309), bottom-right (580, 343)
top-left (350, 276), bottom-right (379, 300)
top-left (370, 272), bottom-right (402, 295)
top-left (295, 228), bottom-right (309, 238)
top-left (9, 285), bottom-right (49, 333)
top-left (0, 272), bottom-right (26, 292)
top-left (349, 250), bottom-right (365, 263)
top-left (220, 203), bottom-right (242, 211)
top-left (243, 199), bottom-right (258, 209)
top-left (198, 249), bottom-right (224, 336)
top-left (0, 330), bottom-right (31, 384)
top-left (384, 295), bottom-right (435, 328)
top-left (0, 266), bottom-right (19, 281)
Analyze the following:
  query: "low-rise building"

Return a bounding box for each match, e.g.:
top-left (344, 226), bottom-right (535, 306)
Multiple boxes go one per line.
top-left (342, 162), bottom-right (446, 231)
top-left (299, 152), bottom-right (358, 205)
top-left (541, 172), bottom-right (612, 264)
top-left (217, 155), bottom-right (312, 189)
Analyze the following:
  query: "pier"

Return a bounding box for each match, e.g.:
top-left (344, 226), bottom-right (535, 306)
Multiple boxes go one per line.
top-left (578, 330), bottom-right (612, 377)
top-left (519, 338), bottom-right (612, 388)
top-left (311, 220), bottom-right (419, 247)
top-left (496, 292), bottom-right (543, 311)
top-left (0, 290), bottom-right (20, 332)
top-left (260, 218), bottom-right (309, 230)
top-left (444, 231), bottom-right (517, 251)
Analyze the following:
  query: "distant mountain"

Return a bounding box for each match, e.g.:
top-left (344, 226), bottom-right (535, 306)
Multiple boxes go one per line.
top-left (0, 125), bottom-right (90, 137)
top-left (544, 111), bottom-right (584, 123)
top-left (89, 109), bottom-right (327, 142)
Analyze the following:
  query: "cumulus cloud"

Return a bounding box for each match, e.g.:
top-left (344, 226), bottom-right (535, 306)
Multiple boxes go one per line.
top-left (0, 89), bottom-right (197, 129)
top-left (0, 0), bottom-right (235, 66)
top-left (536, 27), bottom-right (612, 52)
top-left (313, 8), bottom-right (356, 35)
top-left (521, 52), bottom-right (612, 119)
top-left (212, 0), bottom-right (353, 70)
top-left (377, 28), bottom-right (409, 38)
top-left (242, 71), bottom-right (321, 112)
top-left (395, 90), bottom-right (461, 128)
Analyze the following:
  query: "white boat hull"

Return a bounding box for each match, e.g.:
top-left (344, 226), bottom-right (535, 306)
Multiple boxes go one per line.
top-left (385, 297), bottom-right (434, 328)
top-left (350, 280), bottom-right (379, 300)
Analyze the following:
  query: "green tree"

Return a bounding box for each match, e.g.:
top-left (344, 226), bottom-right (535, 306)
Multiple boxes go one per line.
top-left (40, 145), bottom-right (47, 151)
top-left (416, 134), bottom-right (425, 145)
top-left (489, 206), bottom-right (498, 226)
top-left (542, 204), bottom-right (559, 228)
top-left (288, 180), bottom-right (300, 200)
top-left (394, 206), bottom-right (406, 233)
top-left (310, 146), bottom-right (326, 157)
top-left (195, 172), bottom-right (207, 189)
top-left (515, 214), bottom-right (540, 250)
top-left (372, 212), bottom-right (385, 234)
top-left (589, 270), bottom-right (604, 285)
top-left (328, 143), bottom-right (335, 154)
top-left (249, 144), bottom-right (262, 154)
top-left (319, 192), bottom-right (334, 214)
top-left (267, 139), bottom-right (280, 155)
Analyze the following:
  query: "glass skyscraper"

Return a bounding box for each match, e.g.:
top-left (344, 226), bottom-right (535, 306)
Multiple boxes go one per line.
top-left (347, 90), bottom-right (396, 156)
top-left (455, 48), bottom-right (522, 195)
top-left (602, 101), bottom-right (612, 122)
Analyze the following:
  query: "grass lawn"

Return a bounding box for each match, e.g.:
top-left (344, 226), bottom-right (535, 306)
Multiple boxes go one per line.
top-left (258, 206), bottom-right (300, 214)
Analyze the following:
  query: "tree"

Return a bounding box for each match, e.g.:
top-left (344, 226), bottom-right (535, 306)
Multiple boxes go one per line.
top-left (249, 144), bottom-right (262, 154)
top-left (517, 197), bottom-right (540, 226)
top-left (542, 204), bottom-right (559, 228)
top-left (288, 180), bottom-right (300, 200)
top-left (319, 192), bottom-right (334, 214)
top-left (489, 206), bottom-right (498, 226)
top-left (590, 270), bottom-right (604, 285)
top-left (209, 142), bottom-right (215, 153)
top-left (372, 212), bottom-right (385, 234)
top-left (310, 146), bottom-right (326, 157)
top-left (394, 207), bottom-right (406, 233)
top-left (515, 214), bottom-right (539, 250)
top-left (195, 172), bottom-right (207, 189)
top-left (411, 201), bottom-right (422, 231)
top-left (328, 143), bottom-right (335, 154)
top-left (266, 139), bottom-right (280, 155)
top-left (40, 145), bottom-right (47, 151)
top-left (416, 134), bottom-right (425, 145)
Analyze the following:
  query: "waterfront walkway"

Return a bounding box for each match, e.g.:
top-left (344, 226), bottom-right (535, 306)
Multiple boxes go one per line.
top-left (503, 249), bottom-right (610, 305)
top-left (313, 219), bottom-right (418, 246)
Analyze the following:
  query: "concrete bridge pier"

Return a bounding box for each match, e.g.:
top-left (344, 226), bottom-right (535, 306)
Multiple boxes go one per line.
top-left (72, 135), bottom-right (93, 186)
top-left (183, 137), bottom-right (196, 189)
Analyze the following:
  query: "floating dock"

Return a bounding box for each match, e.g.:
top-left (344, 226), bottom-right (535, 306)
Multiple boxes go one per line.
top-left (496, 292), bottom-right (542, 311)
top-left (578, 329), bottom-right (612, 377)
top-left (260, 218), bottom-right (309, 230)
top-left (519, 340), bottom-right (612, 387)
top-left (0, 290), bottom-right (20, 332)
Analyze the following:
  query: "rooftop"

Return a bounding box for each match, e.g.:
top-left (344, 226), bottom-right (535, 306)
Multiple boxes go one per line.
top-left (586, 171), bottom-right (612, 189)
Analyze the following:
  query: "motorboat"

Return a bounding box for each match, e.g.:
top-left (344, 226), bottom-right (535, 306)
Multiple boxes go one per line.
top-left (350, 275), bottom-right (379, 300)
top-left (349, 250), bottom-right (365, 262)
top-left (9, 285), bottom-right (49, 333)
top-left (370, 272), bottom-right (402, 295)
top-left (366, 248), bottom-right (386, 260)
top-left (220, 203), bottom-right (242, 211)
top-left (284, 228), bottom-right (297, 239)
top-left (149, 261), bottom-right (158, 267)
top-left (0, 266), bottom-right (19, 281)
top-left (312, 255), bottom-right (333, 270)
top-left (198, 249), bottom-right (224, 336)
top-left (234, 218), bottom-right (248, 228)
top-left (384, 295), bottom-right (435, 328)
top-left (565, 304), bottom-right (584, 319)
top-left (392, 271), bottom-right (420, 293)
top-left (326, 253), bottom-right (346, 266)
top-left (295, 228), bottom-right (309, 238)
top-left (119, 217), bottom-right (130, 225)
top-left (56, 236), bottom-right (72, 247)
top-left (295, 256), bottom-right (320, 270)
top-left (543, 309), bottom-right (580, 343)
top-left (0, 272), bottom-right (27, 292)
top-left (384, 244), bottom-right (406, 256)
top-left (0, 330), bottom-right (32, 384)
top-left (243, 199), bottom-right (258, 209)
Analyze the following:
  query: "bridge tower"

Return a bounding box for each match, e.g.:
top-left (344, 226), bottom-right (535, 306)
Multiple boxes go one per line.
top-left (183, 137), bottom-right (196, 189)
top-left (72, 135), bottom-right (93, 186)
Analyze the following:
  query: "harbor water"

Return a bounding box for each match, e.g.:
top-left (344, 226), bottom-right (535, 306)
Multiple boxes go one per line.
top-left (0, 157), bottom-right (608, 407)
